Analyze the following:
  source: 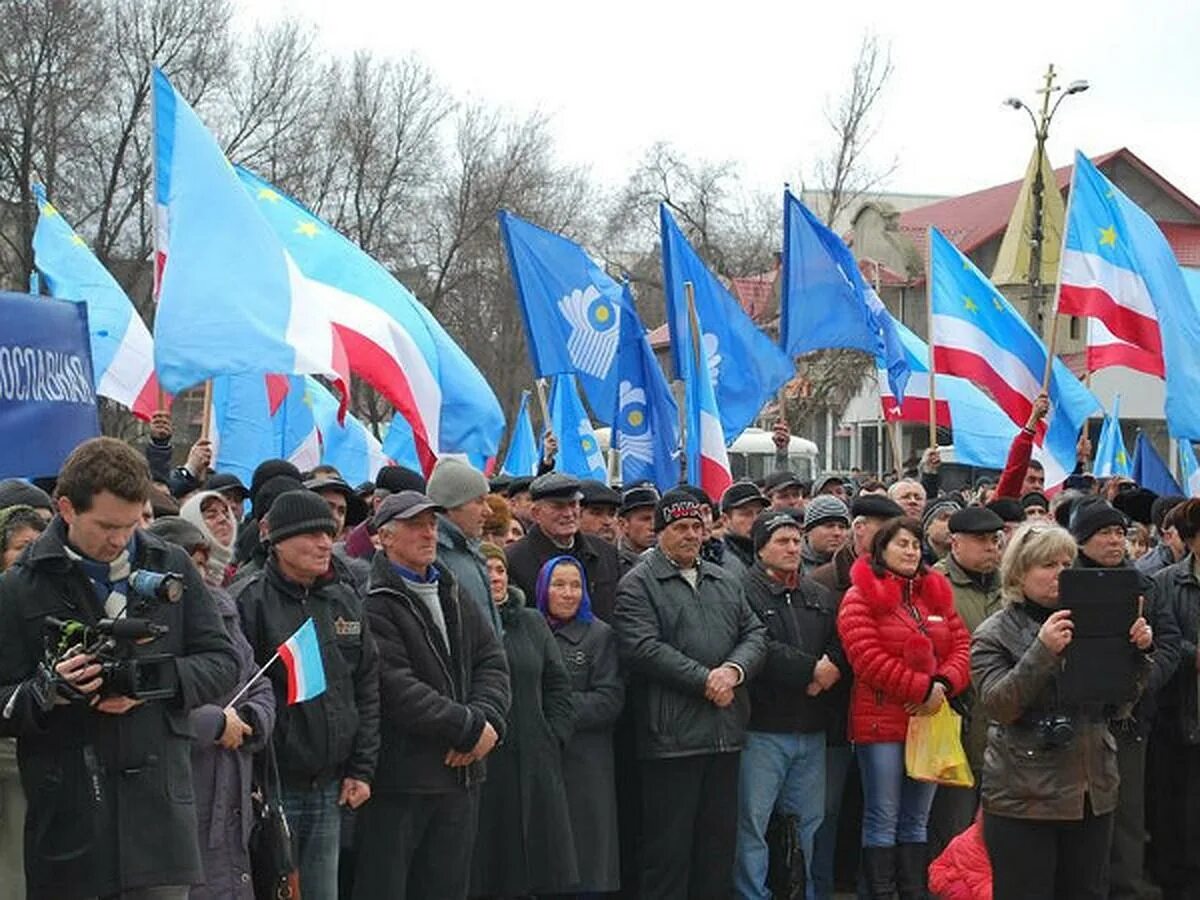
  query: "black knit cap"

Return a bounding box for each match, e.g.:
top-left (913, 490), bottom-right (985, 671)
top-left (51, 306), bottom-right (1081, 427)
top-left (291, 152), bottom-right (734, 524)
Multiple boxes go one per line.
top-left (1069, 498), bottom-right (1129, 543)
top-left (250, 460), bottom-right (302, 504)
top-left (752, 509), bottom-right (804, 552)
top-left (252, 475), bottom-right (304, 522)
top-left (985, 498), bottom-right (1025, 524)
top-left (506, 476), bottom-right (534, 499)
top-left (266, 490), bottom-right (338, 544)
top-left (654, 488), bottom-right (706, 532)
top-left (0, 478), bottom-right (53, 512)
top-left (375, 465), bottom-right (427, 495)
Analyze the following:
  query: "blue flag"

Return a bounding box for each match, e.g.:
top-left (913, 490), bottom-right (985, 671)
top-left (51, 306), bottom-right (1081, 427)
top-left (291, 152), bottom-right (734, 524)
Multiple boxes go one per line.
top-left (0, 293), bottom-right (100, 478)
top-left (659, 205), bottom-right (792, 441)
top-left (780, 190), bottom-right (910, 402)
top-left (501, 391), bottom-right (539, 478)
top-left (614, 285), bottom-right (680, 491)
top-left (1131, 432), bottom-right (1182, 496)
top-left (235, 167), bottom-right (503, 469)
top-left (498, 211), bottom-right (625, 425)
top-left (547, 375), bottom-right (607, 481)
top-left (380, 416), bottom-right (421, 473)
top-left (31, 185), bottom-right (159, 420)
top-left (1179, 440), bottom-right (1200, 498)
top-left (210, 374), bottom-right (320, 486)
top-left (1093, 394), bottom-right (1131, 478)
top-left (304, 378), bottom-right (390, 487)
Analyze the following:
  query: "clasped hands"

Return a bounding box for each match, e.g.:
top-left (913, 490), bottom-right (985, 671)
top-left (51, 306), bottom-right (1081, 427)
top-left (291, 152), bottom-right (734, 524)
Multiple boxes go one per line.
top-left (445, 721), bottom-right (500, 769)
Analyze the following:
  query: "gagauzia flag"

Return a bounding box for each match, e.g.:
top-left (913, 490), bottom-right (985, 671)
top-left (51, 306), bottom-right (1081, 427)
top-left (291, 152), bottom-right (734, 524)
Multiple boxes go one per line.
top-left (928, 228), bottom-right (1099, 488)
top-left (31, 184), bottom-right (160, 420)
top-left (278, 618), bottom-right (326, 704)
top-left (305, 377), bottom-right (391, 488)
top-left (1093, 394), bottom-right (1131, 478)
top-left (209, 374), bottom-right (321, 486)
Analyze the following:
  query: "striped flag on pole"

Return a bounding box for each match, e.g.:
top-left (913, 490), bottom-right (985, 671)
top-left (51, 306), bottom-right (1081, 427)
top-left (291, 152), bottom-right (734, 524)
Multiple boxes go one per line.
top-left (278, 618), bottom-right (326, 705)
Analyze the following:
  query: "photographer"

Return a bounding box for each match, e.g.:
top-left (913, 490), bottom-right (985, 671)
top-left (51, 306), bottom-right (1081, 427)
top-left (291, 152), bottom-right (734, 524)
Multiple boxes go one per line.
top-left (0, 437), bottom-right (238, 900)
top-left (971, 522), bottom-right (1153, 900)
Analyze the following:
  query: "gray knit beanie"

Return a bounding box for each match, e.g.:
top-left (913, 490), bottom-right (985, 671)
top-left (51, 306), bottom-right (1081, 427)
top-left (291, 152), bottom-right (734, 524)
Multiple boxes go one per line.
top-left (803, 495), bottom-right (850, 531)
top-left (427, 458), bottom-right (489, 510)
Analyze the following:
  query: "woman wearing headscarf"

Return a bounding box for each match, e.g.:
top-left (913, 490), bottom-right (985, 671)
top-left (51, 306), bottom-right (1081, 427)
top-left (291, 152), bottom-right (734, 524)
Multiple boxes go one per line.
top-left (180, 490), bottom-right (238, 587)
top-left (536, 555), bottom-right (624, 896)
top-left (471, 544), bottom-right (579, 897)
top-left (0, 505), bottom-right (47, 574)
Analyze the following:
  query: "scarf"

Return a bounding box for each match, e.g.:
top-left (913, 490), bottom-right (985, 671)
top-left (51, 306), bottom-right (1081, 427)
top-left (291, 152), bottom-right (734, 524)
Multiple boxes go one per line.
top-left (63, 538), bottom-right (134, 618)
top-left (180, 491), bottom-right (235, 587)
top-left (535, 554), bottom-right (594, 629)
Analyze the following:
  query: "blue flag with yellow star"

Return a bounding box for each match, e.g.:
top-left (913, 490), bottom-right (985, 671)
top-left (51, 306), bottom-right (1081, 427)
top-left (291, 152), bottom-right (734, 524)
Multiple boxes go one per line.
top-left (547, 374), bottom-right (607, 481)
top-left (1061, 151), bottom-right (1200, 440)
top-left (498, 211), bottom-right (625, 425)
top-left (1093, 393), bottom-right (1131, 478)
top-left (614, 284), bottom-right (679, 491)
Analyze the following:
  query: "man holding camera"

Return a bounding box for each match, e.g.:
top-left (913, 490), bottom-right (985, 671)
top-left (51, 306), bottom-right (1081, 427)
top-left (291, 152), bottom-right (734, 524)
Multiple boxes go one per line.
top-left (0, 437), bottom-right (238, 900)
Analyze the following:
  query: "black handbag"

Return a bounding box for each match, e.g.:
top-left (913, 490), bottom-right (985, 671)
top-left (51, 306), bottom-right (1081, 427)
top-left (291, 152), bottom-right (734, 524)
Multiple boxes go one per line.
top-left (249, 743), bottom-right (301, 900)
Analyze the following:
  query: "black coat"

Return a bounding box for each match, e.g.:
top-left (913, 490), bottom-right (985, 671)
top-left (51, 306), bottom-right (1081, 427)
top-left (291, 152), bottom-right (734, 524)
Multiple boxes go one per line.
top-left (1153, 556), bottom-right (1200, 743)
top-left (555, 616), bottom-right (624, 892)
top-left (363, 553), bottom-right (510, 793)
top-left (233, 556), bottom-right (380, 785)
top-left (506, 526), bottom-right (621, 622)
top-left (471, 594), bottom-right (579, 896)
top-left (613, 548), bottom-right (767, 759)
top-left (0, 520), bottom-right (238, 900)
top-left (743, 563), bottom-right (846, 734)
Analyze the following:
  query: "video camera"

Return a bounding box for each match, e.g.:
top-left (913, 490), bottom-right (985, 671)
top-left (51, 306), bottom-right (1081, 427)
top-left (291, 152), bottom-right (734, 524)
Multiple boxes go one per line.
top-left (44, 614), bottom-right (179, 703)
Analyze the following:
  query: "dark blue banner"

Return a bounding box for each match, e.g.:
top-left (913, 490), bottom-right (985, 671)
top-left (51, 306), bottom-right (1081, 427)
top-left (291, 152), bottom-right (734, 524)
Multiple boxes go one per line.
top-left (0, 293), bottom-right (100, 478)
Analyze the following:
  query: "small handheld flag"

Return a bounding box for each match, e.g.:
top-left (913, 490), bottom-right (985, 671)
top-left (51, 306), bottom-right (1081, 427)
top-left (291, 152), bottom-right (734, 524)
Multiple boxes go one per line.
top-left (278, 618), bottom-right (326, 705)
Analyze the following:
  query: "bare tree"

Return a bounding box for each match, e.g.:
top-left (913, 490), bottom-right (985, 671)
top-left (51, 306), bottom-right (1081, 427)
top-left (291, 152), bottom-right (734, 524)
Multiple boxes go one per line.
top-left (807, 32), bottom-right (896, 227)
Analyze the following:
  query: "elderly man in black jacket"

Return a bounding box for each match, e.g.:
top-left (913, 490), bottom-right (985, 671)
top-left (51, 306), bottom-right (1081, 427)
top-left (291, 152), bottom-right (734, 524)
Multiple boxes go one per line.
top-left (506, 472), bottom-right (621, 621)
top-left (0, 437), bottom-right (238, 900)
top-left (234, 490), bottom-right (380, 900)
top-left (614, 489), bottom-right (767, 900)
top-left (353, 491), bottom-right (510, 900)
top-left (734, 510), bottom-right (845, 899)
top-left (1069, 498), bottom-right (1182, 900)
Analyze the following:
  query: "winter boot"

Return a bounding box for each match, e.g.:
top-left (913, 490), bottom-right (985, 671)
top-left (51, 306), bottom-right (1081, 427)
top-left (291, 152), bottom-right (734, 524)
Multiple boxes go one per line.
top-left (862, 845), bottom-right (897, 899)
top-left (895, 842), bottom-right (930, 900)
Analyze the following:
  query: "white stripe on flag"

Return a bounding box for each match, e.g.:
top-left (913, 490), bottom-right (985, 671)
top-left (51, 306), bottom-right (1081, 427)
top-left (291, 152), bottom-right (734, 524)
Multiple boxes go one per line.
top-left (930, 313), bottom-right (1042, 401)
top-left (1061, 249), bottom-right (1157, 320)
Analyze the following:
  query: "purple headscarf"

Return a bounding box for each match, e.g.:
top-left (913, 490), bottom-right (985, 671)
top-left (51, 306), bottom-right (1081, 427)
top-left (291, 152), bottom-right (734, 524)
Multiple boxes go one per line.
top-left (535, 555), bottom-right (594, 629)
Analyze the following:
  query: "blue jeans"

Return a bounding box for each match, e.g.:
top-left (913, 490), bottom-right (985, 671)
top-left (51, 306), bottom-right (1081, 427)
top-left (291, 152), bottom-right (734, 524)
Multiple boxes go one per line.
top-left (281, 781), bottom-right (341, 900)
top-left (856, 742), bottom-right (937, 847)
top-left (809, 743), bottom-right (853, 900)
top-left (733, 731), bottom-right (826, 900)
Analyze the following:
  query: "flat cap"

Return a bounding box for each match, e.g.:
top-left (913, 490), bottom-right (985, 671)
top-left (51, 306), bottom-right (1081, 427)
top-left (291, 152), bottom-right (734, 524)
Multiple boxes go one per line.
top-left (374, 490), bottom-right (445, 529)
top-left (948, 506), bottom-right (1005, 534)
top-left (619, 485), bottom-right (660, 516)
top-left (530, 472), bottom-right (583, 502)
top-left (721, 481), bottom-right (769, 514)
top-left (850, 494), bottom-right (904, 520)
top-left (580, 479), bottom-right (621, 508)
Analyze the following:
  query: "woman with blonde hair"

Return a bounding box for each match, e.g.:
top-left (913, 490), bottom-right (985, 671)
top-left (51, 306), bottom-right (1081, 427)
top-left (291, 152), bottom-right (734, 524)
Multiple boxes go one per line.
top-left (971, 522), bottom-right (1153, 900)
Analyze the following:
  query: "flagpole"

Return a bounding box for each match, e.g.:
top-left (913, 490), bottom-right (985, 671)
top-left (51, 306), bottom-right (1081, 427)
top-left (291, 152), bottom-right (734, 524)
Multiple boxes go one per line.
top-left (199, 379), bottom-right (213, 441)
top-left (681, 281), bottom-right (703, 484)
top-left (534, 379), bottom-right (550, 434)
top-left (224, 651), bottom-right (279, 710)
top-left (1041, 157), bottom-right (1078, 392)
top-left (925, 227), bottom-right (938, 452)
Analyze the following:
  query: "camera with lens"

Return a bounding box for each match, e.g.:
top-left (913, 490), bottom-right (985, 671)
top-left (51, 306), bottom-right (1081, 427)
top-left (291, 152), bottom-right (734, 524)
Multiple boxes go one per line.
top-left (1035, 713), bottom-right (1075, 749)
top-left (44, 615), bottom-right (179, 703)
top-left (127, 570), bottom-right (184, 607)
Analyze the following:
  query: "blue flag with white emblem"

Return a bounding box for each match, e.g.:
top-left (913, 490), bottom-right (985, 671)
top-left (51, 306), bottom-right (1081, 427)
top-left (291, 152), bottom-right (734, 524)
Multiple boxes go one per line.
top-left (547, 374), bottom-right (607, 481)
top-left (501, 391), bottom-right (539, 478)
top-left (498, 211), bottom-right (624, 425)
top-left (659, 205), bottom-right (793, 441)
top-left (614, 285), bottom-right (679, 491)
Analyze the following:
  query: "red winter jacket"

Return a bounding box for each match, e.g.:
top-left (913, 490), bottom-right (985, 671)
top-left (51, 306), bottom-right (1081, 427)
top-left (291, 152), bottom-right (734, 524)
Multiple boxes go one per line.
top-left (836, 556), bottom-right (971, 744)
top-left (928, 815), bottom-right (992, 900)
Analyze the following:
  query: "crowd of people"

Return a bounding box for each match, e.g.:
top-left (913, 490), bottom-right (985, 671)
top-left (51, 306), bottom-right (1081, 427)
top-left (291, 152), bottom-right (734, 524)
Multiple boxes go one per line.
top-left (0, 395), bottom-right (1197, 900)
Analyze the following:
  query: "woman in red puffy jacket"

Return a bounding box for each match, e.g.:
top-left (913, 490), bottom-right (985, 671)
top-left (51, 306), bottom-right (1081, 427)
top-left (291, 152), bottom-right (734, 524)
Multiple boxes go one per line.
top-left (837, 516), bottom-right (971, 899)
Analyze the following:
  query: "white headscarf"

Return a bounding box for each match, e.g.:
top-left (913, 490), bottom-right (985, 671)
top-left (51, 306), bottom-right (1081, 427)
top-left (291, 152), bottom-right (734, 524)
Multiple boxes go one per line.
top-left (180, 491), bottom-right (234, 586)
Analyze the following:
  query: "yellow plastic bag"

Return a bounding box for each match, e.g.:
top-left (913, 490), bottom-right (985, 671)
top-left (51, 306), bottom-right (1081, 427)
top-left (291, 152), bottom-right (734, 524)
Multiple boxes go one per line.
top-left (905, 702), bottom-right (975, 788)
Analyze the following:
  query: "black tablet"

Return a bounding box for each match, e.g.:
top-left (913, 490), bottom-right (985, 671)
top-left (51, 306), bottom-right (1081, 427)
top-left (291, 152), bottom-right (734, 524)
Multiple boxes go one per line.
top-left (1057, 568), bottom-right (1141, 706)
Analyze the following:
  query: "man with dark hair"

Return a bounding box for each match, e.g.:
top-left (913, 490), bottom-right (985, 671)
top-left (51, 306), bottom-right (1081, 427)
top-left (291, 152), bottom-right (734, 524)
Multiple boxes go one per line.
top-left (764, 470), bottom-right (806, 512)
top-left (1137, 495), bottom-right (1188, 576)
top-left (614, 489), bottom-right (766, 898)
top-left (616, 485), bottom-right (658, 572)
top-left (720, 482), bottom-right (769, 572)
top-left (0, 437), bottom-right (238, 900)
top-left (234, 490), bottom-right (380, 900)
top-left (579, 480), bottom-right (622, 544)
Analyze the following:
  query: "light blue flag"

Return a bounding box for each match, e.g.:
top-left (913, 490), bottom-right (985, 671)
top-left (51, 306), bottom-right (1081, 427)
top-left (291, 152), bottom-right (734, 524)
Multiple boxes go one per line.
top-left (1065, 153), bottom-right (1200, 440)
top-left (152, 69), bottom-right (346, 397)
top-left (1093, 394), bottom-right (1131, 478)
top-left (547, 375), bottom-right (607, 481)
top-left (659, 205), bottom-right (792, 441)
top-left (614, 285), bottom-right (680, 491)
top-left (235, 166), bottom-right (503, 467)
top-left (380, 416), bottom-right (422, 474)
top-left (1132, 432), bottom-right (1182, 496)
top-left (31, 185), bottom-right (160, 419)
top-left (210, 374), bottom-right (320, 486)
top-left (780, 190), bottom-right (910, 403)
top-left (498, 210), bottom-right (625, 425)
top-left (304, 378), bottom-right (390, 487)
top-left (501, 391), bottom-right (539, 478)
top-left (929, 229), bottom-right (1100, 487)
top-left (1179, 439), bottom-right (1200, 498)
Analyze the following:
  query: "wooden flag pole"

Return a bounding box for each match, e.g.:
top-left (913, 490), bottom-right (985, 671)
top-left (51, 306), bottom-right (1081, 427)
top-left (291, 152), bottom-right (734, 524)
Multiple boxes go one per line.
top-left (199, 379), bottom-right (213, 442)
top-left (534, 378), bottom-right (551, 433)
top-left (925, 227), bottom-right (939, 451)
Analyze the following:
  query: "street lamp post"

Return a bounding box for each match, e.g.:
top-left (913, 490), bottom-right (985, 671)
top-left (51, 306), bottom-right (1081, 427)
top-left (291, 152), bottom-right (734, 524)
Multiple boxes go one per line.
top-left (1004, 64), bottom-right (1089, 324)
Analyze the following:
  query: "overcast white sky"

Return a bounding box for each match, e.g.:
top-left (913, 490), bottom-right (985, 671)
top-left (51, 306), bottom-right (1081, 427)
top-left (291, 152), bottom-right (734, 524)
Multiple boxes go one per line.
top-left (234, 0), bottom-right (1200, 203)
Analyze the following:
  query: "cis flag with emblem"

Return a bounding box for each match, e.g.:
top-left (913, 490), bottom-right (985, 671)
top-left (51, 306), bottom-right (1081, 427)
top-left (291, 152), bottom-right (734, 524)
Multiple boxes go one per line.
top-left (547, 374), bottom-right (607, 481)
top-left (499, 211), bottom-right (625, 425)
top-left (614, 284), bottom-right (680, 492)
top-left (31, 184), bottom-right (160, 420)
